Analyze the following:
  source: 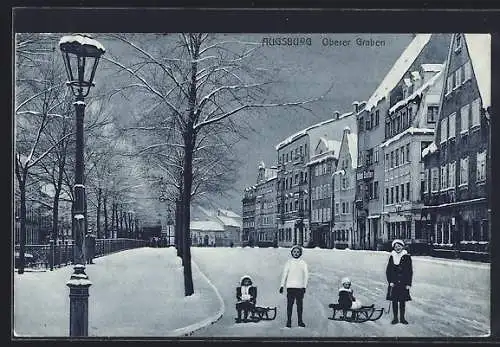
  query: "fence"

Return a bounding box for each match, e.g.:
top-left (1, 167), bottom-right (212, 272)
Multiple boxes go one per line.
top-left (14, 238), bottom-right (148, 270)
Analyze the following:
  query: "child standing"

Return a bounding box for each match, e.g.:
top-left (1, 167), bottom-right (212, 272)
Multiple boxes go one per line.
top-left (386, 239), bottom-right (413, 325)
top-left (236, 275), bottom-right (257, 323)
top-left (279, 245), bottom-right (309, 328)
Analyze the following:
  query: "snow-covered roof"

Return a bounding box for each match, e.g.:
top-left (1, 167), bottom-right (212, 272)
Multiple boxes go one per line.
top-left (275, 112), bottom-right (353, 151)
top-left (190, 220), bottom-right (225, 231)
top-left (217, 208), bottom-right (241, 219)
top-left (389, 68), bottom-right (444, 114)
top-left (465, 34), bottom-right (491, 108)
top-left (306, 153), bottom-right (337, 167)
top-left (380, 127), bottom-right (435, 148)
top-left (364, 34), bottom-right (432, 112)
top-left (216, 215), bottom-right (242, 228)
top-left (421, 63), bottom-right (444, 72)
top-left (59, 34), bottom-right (106, 53)
top-left (421, 141), bottom-right (438, 158)
top-left (258, 161), bottom-right (266, 169)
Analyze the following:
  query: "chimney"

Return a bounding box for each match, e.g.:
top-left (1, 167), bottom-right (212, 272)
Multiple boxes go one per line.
top-left (352, 101), bottom-right (360, 113)
top-left (334, 110), bottom-right (341, 119)
top-left (343, 126), bottom-right (351, 135)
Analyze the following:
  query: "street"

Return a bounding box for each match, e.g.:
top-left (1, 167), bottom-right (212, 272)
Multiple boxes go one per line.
top-left (191, 247), bottom-right (490, 337)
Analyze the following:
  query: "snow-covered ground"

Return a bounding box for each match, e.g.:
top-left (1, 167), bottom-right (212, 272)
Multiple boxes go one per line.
top-left (13, 247), bottom-right (221, 337)
top-left (191, 247), bottom-right (490, 338)
top-left (13, 247), bottom-right (490, 338)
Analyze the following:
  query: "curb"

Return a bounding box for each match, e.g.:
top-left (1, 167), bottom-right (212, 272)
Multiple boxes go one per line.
top-left (168, 260), bottom-right (225, 337)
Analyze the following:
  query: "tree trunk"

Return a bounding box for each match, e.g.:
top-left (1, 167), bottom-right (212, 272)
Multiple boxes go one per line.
top-left (103, 194), bottom-right (108, 238)
top-left (182, 132), bottom-right (194, 296)
top-left (96, 187), bottom-right (102, 239)
top-left (119, 207), bottom-right (124, 238)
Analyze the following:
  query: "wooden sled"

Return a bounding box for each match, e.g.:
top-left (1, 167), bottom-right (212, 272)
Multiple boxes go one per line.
top-left (327, 303), bottom-right (384, 323)
top-left (235, 305), bottom-right (277, 323)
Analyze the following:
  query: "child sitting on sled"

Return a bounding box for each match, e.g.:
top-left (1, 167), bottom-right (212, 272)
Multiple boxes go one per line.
top-left (337, 277), bottom-right (373, 318)
top-left (235, 275), bottom-right (257, 323)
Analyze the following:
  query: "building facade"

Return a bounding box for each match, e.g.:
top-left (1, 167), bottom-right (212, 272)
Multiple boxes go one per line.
top-left (254, 162), bottom-right (278, 246)
top-left (276, 134), bottom-right (310, 247)
top-left (242, 186), bottom-right (256, 245)
top-left (191, 208), bottom-right (242, 247)
top-left (356, 33), bottom-right (451, 250)
top-left (307, 136), bottom-right (340, 248)
top-left (332, 126), bottom-right (358, 249)
top-left (380, 63), bottom-right (444, 251)
top-left (422, 34), bottom-right (491, 261)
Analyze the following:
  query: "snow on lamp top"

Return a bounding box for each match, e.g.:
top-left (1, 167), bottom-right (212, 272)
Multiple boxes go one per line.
top-left (59, 34), bottom-right (106, 56)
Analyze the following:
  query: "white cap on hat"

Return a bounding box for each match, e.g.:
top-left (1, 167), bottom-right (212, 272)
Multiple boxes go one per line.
top-left (391, 239), bottom-right (405, 248)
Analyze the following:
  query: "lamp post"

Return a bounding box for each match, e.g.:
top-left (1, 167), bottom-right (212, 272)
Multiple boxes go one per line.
top-left (59, 33), bottom-right (105, 337)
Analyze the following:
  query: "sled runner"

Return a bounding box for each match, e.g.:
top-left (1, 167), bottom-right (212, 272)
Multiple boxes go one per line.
top-left (235, 305), bottom-right (277, 323)
top-left (327, 303), bottom-right (384, 323)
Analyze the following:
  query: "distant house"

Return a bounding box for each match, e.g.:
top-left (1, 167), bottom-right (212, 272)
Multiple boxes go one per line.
top-left (190, 208), bottom-right (242, 247)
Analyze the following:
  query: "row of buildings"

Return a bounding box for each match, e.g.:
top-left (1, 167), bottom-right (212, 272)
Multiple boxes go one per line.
top-left (242, 33), bottom-right (491, 261)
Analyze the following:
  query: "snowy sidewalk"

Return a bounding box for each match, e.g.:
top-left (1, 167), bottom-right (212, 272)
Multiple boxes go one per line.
top-left (13, 247), bottom-right (222, 337)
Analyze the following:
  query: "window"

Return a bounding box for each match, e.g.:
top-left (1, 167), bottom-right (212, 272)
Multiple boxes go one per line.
top-left (431, 167), bottom-right (439, 192)
top-left (406, 144), bottom-right (410, 163)
top-left (401, 183), bottom-right (405, 201)
top-left (323, 163), bottom-right (327, 175)
top-left (471, 98), bottom-right (481, 127)
top-left (401, 146), bottom-right (405, 164)
top-left (460, 104), bottom-right (469, 133)
top-left (294, 173), bottom-right (298, 185)
top-left (446, 75), bottom-right (453, 94)
top-left (441, 165), bottom-right (448, 190)
top-left (386, 188), bottom-right (389, 205)
top-left (448, 112), bottom-right (456, 139)
top-left (374, 147), bottom-right (379, 163)
top-left (395, 186), bottom-right (399, 203)
top-left (427, 106), bottom-right (438, 123)
top-left (346, 202), bottom-right (349, 214)
top-left (359, 117), bottom-right (364, 132)
top-left (366, 117), bottom-right (371, 130)
top-left (454, 69), bottom-right (462, 89)
top-left (449, 161), bottom-right (456, 188)
top-left (370, 113), bottom-right (374, 129)
top-left (395, 148), bottom-right (400, 166)
top-left (464, 60), bottom-right (472, 81)
top-left (368, 182), bottom-right (374, 199)
top-left (390, 151), bottom-right (394, 168)
top-left (286, 153), bottom-right (289, 162)
top-left (424, 169), bottom-right (429, 193)
top-left (375, 110), bottom-right (380, 126)
top-left (335, 203), bottom-right (340, 215)
top-left (385, 153), bottom-right (390, 170)
top-left (455, 34), bottom-right (462, 51)
top-left (391, 187), bottom-right (394, 204)
top-left (477, 151), bottom-right (486, 182)
top-left (341, 177), bottom-right (347, 190)
top-left (342, 202), bottom-right (346, 214)
top-left (406, 182), bottom-right (410, 201)
top-left (460, 157), bottom-right (469, 186)
top-left (304, 172), bottom-right (307, 183)
top-left (374, 181), bottom-right (379, 199)
top-left (440, 117), bottom-right (448, 143)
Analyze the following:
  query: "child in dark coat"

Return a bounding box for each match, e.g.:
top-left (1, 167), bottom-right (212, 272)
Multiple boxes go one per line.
top-left (386, 239), bottom-right (413, 325)
top-left (337, 277), bottom-right (374, 318)
top-left (235, 275), bottom-right (257, 323)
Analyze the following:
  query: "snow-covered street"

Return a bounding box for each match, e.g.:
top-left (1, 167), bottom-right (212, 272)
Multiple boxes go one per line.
top-left (191, 247), bottom-right (490, 338)
top-left (13, 247), bottom-right (490, 338)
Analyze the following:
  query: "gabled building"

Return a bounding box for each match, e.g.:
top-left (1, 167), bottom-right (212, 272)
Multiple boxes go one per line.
top-left (332, 126), bottom-right (358, 249)
top-left (380, 62), bottom-right (444, 251)
top-left (190, 208), bottom-right (242, 247)
top-left (275, 110), bottom-right (356, 247)
top-left (355, 33), bottom-right (451, 250)
top-left (422, 34), bottom-right (491, 261)
top-left (307, 134), bottom-right (341, 248)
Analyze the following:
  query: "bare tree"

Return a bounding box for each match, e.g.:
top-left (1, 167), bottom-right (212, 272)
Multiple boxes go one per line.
top-left (15, 34), bottom-right (73, 274)
top-left (103, 33), bottom-right (325, 295)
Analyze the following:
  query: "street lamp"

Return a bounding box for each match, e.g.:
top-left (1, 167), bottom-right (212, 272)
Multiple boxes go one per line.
top-left (59, 33), bottom-right (105, 337)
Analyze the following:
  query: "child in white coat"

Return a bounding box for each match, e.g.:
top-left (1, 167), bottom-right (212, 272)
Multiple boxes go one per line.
top-left (279, 245), bottom-right (309, 328)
